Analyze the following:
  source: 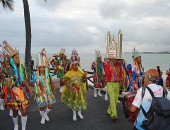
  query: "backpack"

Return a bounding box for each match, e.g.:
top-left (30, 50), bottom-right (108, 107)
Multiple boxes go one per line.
top-left (141, 86), bottom-right (170, 130)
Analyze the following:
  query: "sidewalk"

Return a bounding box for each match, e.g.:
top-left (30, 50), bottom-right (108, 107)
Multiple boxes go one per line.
top-left (0, 88), bottom-right (133, 130)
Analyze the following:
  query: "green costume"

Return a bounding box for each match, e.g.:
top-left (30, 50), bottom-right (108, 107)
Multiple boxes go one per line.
top-left (61, 70), bottom-right (87, 111)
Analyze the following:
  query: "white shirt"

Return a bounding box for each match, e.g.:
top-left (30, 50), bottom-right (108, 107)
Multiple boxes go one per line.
top-left (132, 84), bottom-right (170, 129)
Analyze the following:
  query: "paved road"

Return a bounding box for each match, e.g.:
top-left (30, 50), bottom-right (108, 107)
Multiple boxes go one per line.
top-left (0, 88), bottom-right (133, 130)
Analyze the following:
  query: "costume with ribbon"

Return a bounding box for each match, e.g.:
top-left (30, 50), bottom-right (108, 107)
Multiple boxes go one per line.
top-left (56, 48), bottom-right (69, 78)
top-left (91, 50), bottom-right (105, 89)
top-left (34, 49), bottom-right (56, 107)
top-left (104, 58), bottom-right (127, 119)
top-left (126, 64), bottom-right (139, 92)
top-left (61, 49), bottom-right (87, 111)
top-left (132, 48), bottom-right (144, 89)
top-left (1, 41), bottom-right (29, 110)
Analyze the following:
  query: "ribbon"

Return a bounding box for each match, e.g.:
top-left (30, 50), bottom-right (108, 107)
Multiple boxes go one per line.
top-left (72, 83), bottom-right (80, 93)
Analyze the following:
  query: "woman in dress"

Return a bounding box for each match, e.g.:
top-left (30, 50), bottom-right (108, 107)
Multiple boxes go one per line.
top-left (61, 49), bottom-right (87, 121)
top-left (34, 49), bottom-right (56, 124)
top-left (2, 41), bottom-right (32, 130)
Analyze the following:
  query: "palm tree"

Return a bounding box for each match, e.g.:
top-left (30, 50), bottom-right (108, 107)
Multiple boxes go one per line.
top-left (1, 0), bottom-right (47, 83)
top-left (0, 0), bottom-right (14, 11)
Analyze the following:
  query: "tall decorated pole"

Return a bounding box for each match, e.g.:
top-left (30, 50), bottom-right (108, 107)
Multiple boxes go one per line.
top-left (106, 31), bottom-right (111, 58)
top-left (118, 30), bottom-right (123, 58)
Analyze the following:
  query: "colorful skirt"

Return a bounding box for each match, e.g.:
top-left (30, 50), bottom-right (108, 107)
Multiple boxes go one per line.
top-left (61, 85), bottom-right (87, 111)
top-left (4, 86), bottom-right (29, 110)
top-left (36, 93), bottom-right (56, 107)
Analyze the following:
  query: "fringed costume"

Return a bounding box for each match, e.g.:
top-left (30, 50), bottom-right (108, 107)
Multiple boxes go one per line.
top-left (35, 67), bottom-right (56, 107)
top-left (61, 49), bottom-right (87, 121)
top-left (91, 50), bottom-right (105, 97)
top-left (55, 48), bottom-right (69, 92)
top-left (104, 58), bottom-right (127, 120)
top-left (126, 64), bottom-right (139, 92)
top-left (35, 48), bottom-right (56, 124)
top-left (132, 48), bottom-right (145, 89)
top-left (1, 40), bottom-right (31, 130)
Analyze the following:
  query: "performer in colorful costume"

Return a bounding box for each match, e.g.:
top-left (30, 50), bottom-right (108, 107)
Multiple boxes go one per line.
top-left (91, 50), bottom-right (105, 97)
top-left (166, 68), bottom-right (170, 89)
top-left (61, 49), bottom-right (87, 121)
top-left (56, 48), bottom-right (69, 92)
top-left (0, 50), bottom-right (5, 110)
top-left (132, 48), bottom-right (145, 89)
top-left (35, 48), bottom-right (56, 124)
top-left (2, 41), bottom-right (32, 130)
top-left (104, 58), bottom-right (126, 120)
top-left (126, 64), bottom-right (139, 92)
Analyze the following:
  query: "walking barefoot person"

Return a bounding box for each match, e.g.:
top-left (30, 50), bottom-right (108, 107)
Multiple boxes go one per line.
top-left (34, 49), bottom-right (56, 124)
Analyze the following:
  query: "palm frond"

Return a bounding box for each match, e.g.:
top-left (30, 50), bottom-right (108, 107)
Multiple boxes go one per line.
top-left (1, 0), bottom-right (14, 11)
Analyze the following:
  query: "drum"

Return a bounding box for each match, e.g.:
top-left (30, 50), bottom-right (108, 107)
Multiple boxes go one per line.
top-left (123, 91), bottom-right (139, 123)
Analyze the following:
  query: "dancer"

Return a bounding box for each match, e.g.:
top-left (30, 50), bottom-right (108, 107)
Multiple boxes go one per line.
top-left (34, 49), bottom-right (56, 124)
top-left (56, 48), bottom-right (69, 93)
top-left (61, 49), bottom-right (87, 121)
top-left (126, 64), bottom-right (138, 92)
top-left (105, 58), bottom-right (125, 121)
top-left (2, 41), bottom-right (32, 130)
top-left (0, 51), bottom-right (5, 110)
top-left (166, 68), bottom-right (170, 89)
top-left (132, 47), bottom-right (144, 89)
top-left (91, 50), bottom-right (105, 97)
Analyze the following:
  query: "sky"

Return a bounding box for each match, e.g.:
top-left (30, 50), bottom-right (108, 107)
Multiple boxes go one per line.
top-left (0, 0), bottom-right (170, 54)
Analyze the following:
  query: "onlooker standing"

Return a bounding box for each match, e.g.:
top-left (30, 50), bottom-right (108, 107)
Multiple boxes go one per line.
top-left (126, 69), bottom-right (170, 130)
top-left (157, 66), bottom-right (164, 86)
top-left (166, 68), bottom-right (170, 89)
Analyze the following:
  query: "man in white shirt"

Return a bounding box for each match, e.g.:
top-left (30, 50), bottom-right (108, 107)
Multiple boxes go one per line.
top-left (126, 69), bottom-right (170, 130)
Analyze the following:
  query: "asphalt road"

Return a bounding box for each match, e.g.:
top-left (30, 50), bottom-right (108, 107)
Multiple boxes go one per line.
top-left (0, 88), bottom-right (133, 130)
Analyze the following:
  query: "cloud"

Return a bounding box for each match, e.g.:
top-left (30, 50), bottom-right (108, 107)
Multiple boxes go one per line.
top-left (0, 0), bottom-right (170, 54)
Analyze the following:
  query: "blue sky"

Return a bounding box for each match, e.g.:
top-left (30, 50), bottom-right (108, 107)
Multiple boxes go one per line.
top-left (0, 0), bottom-right (170, 54)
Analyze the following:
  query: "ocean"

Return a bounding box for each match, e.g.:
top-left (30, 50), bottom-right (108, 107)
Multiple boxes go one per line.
top-left (20, 53), bottom-right (170, 79)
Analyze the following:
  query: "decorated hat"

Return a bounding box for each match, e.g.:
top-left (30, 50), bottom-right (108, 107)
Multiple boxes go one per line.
top-left (2, 40), bottom-right (18, 57)
top-left (70, 49), bottom-right (80, 64)
top-left (36, 48), bottom-right (50, 67)
top-left (95, 50), bottom-right (101, 58)
top-left (132, 47), bottom-right (141, 60)
top-left (53, 53), bottom-right (58, 57)
top-left (60, 48), bottom-right (65, 54)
